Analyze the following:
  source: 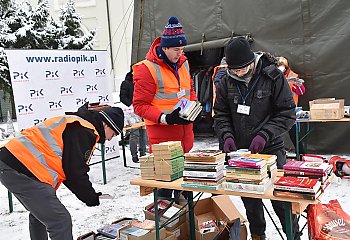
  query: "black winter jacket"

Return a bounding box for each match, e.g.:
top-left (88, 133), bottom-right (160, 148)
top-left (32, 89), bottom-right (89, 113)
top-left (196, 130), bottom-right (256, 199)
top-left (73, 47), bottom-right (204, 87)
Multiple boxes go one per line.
top-left (213, 53), bottom-right (296, 153)
top-left (0, 104), bottom-right (106, 207)
top-left (120, 72), bottom-right (134, 107)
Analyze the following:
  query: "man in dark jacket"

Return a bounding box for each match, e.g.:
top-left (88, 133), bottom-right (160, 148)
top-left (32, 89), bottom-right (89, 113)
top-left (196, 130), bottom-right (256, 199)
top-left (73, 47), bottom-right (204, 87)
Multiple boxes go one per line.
top-left (0, 103), bottom-right (124, 240)
top-left (213, 37), bottom-right (300, 240)
top-left (120, 70), bottom-right (147, 163)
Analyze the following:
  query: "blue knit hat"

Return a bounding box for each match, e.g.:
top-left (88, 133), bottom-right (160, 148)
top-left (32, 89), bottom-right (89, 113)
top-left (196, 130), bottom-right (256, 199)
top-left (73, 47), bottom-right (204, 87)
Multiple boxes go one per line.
top-left (160, 16), bottom-right (187, 48)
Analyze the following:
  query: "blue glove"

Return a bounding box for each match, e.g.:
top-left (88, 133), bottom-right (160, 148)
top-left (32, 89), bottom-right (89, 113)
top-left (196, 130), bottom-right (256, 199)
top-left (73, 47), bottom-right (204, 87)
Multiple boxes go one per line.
top-left (223, 137), bottom-right (237, 153)
top-left (249, 135), bottom-right (266, 154)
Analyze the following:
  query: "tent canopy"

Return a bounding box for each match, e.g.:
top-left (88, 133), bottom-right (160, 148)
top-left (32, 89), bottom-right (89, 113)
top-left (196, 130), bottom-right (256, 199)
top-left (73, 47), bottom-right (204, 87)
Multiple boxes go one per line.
top-left (132, 0), bottom-right (350, 154)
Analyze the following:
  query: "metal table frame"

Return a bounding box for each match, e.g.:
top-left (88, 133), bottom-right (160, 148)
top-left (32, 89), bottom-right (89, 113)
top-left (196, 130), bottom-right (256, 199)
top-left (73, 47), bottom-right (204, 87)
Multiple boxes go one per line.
top-left (131, 177), bottom-right (314, 240)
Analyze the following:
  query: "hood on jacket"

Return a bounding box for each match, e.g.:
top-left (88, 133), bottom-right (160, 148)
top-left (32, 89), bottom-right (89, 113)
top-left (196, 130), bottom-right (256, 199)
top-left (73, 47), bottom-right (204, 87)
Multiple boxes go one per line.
top-left (145, 37), bottom-right (188, 69)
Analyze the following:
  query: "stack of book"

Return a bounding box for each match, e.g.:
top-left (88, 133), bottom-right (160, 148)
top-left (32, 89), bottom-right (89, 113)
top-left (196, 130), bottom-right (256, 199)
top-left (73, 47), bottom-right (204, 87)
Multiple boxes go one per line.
top-left (174, 97), bottom-right (203, 121)
top-left (139, 154), bottom-right (155, 180)
top-left (273, 176), bottom-right (322, 200)
top-left (181, 150), bottom-right (226, 190)
top-left (240, 153), bottom-right (278, 179)
top-left (223, 154), bottom-right (275, 194)
top-left (152, 141), bottom-right (184, 181)
top-left (282, 160), bottom-right (333, 194)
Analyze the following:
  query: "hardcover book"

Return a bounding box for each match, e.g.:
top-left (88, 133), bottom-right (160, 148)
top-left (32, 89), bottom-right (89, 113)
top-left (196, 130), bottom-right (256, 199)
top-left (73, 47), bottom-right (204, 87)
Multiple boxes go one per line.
top-left (174, 98), bottom-right (203, 120)
top-left (184, 150), bottom-right (225, 162)
top-left (273, 189), bottom-right (322, 200)
top-left (274, 176), bottom-right (321, 193)
top-left (283, 160), bottom-right (332, 174)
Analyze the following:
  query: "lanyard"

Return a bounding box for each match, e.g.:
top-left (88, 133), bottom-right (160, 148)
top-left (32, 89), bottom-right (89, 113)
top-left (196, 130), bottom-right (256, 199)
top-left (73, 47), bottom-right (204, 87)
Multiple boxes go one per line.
top-left (236, 76), bottom-right (260, 105)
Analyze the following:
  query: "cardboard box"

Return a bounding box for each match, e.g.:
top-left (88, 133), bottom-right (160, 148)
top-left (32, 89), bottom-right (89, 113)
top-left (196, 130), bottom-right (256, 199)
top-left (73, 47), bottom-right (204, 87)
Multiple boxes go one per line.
top-left (77, 231), bottom-right (95, 240)
top-left (119, 226), bottom-right (166, 240)
top-left (309, 98), bottom-right (345, 119)
top-left (144, 200), bottom-right (186, 231)
top-left (163, 231), bottom-right (176, 240)
top-left (194, 195), bottom-right (247, 240)
top-left (166, 222), bottom-right (188, 240)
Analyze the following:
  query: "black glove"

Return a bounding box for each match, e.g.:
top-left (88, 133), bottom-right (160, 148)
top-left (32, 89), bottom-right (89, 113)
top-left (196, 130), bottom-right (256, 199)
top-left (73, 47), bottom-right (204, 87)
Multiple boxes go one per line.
top-left (165, 107), bottom-right (191, 125)
top-left (86, 192), bottom-right (101, 207)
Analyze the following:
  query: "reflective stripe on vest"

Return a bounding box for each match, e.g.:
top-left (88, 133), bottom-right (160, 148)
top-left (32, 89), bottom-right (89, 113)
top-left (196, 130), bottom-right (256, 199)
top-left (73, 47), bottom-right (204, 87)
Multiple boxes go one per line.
top-left (5, 116), bottom-right (99, 189)
top-left (134, 59), bottom-right (192, 125)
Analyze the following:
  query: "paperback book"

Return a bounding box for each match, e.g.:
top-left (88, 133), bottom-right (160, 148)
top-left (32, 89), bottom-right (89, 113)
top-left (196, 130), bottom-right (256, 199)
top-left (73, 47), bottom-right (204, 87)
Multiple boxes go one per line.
top-left (223, 179), bottom-right (272, 194)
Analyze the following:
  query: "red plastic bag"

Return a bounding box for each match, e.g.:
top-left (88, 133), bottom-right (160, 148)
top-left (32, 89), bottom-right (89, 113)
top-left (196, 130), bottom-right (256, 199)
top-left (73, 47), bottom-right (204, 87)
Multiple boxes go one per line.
top-left (308, 199), bottom-right (350, 239)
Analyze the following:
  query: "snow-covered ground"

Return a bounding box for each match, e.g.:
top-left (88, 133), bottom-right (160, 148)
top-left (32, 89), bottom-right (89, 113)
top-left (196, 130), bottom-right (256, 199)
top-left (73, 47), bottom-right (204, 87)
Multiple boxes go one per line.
top-left (1, 136), bottom-right (349, 240)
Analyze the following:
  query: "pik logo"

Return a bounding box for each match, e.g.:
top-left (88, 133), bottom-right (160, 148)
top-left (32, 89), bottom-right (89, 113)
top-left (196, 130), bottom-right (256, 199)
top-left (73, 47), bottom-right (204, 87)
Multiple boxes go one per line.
top-left (60, 86), bottom-right (73, 96)
top-left (105, 145), bottom-right (117, 154)
top-left (86, 84), bottom-right (98, 93)
top-left (18, 104), bottom-right (34, 115)
top-left (95, 68), bottom-right (106, 77)
top-left (76, 97), bottom-right (88, 106)
top-left (13, 71), bottom-right (29, 82)
top-left (73, 69), bottom-right (85, 78)
top-left (45, 70), bottom-right (59, 80)
top-left (98, 95), bottom-right (109, 103)
top-left (33, 118), bottom-right (47, 125)
top-left (29, 89), bottom-right (44, 99)
top-left (48, 101), bottom-right (63, 111)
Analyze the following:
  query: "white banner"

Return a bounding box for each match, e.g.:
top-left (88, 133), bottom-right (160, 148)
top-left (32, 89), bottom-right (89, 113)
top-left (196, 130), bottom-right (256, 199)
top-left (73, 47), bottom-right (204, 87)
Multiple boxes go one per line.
top-left (5, 49), bottom-right (119, 158)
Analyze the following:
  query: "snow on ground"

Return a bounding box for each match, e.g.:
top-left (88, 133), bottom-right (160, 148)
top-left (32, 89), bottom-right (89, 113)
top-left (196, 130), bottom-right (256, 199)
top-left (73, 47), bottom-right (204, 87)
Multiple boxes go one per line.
top-left (1, 136), bottom-right (349, 240)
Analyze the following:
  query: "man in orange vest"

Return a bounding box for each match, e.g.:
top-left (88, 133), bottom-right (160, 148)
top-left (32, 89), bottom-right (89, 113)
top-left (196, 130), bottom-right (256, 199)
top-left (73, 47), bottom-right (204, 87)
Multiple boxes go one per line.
top-left (133, 16), bottom-right (198, 199)
top-left (277, 56), bottom-right (306, 154)
top-left (0, 103), bottom-right (124, 240)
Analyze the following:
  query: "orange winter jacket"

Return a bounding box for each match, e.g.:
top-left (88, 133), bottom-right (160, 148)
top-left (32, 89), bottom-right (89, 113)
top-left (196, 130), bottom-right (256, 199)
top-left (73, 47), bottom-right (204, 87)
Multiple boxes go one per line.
top-left (5, 116), bottom-right (99, 189)
top-left (285, 69), bottom-right (300, 104)
top-left (133, 59), bottom-right (192, 125)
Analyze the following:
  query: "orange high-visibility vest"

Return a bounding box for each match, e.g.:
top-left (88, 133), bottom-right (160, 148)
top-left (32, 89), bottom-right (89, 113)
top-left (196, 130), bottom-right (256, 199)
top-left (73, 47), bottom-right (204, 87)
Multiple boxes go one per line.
top-left (5, 116), bottom-right (99, 189)
top-left (134, 60), bottom-right (192, 125)
top-left (286, 70), bottom-right (299, 104)
top-left (211, 64), bottom-right (228, 117)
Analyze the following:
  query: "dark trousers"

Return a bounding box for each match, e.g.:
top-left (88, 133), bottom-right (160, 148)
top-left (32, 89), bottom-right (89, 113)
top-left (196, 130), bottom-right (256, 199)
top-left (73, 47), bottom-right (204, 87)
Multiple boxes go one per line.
top-left (241, 197), bottom-right (300, 239)
top-left (242, 149), bottom-right (301, 239)
top-left (129, 128), bottom-right (147, 158)
top-left (288, 124), bottom-right (305, 154)
top-left (0, 160), bottom-right (73, 240)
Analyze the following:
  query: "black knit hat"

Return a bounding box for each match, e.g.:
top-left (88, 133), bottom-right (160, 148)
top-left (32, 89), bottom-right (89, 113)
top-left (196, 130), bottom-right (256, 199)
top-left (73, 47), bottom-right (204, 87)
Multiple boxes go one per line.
top-left (99, 107), bottom-right (124, 135)
top-left (225, 37), bottom-right (255, 69)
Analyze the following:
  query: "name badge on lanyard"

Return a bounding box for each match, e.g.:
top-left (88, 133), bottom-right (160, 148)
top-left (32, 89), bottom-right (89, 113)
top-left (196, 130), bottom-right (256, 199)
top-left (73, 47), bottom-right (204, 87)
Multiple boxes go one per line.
top-left (177, 88), bottom-right (186, 98)
top-left (237, 104), bottom-right (250, 115)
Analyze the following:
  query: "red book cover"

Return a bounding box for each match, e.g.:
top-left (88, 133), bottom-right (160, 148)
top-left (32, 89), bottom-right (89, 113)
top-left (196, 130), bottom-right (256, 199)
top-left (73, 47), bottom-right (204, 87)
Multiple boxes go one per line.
top-left (274, 176), bottom-right (320, 189)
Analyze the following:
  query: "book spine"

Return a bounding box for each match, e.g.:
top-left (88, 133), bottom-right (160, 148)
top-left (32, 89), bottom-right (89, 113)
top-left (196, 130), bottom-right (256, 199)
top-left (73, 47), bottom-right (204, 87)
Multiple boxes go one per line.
top-left (183, 170), bottom-right (222, 178)
top-left (223, 181), bottom-right (269, 194)
top-left (273, 185), bottom-right (316, 193)
top-left (273, 190), bottom-right (317, 200)
top-left (283, 170), bottom-right (326, 176)
top-left (181, 183), bottom-right (220, 190)
top-left (283, 165), bottom-right (326, 174)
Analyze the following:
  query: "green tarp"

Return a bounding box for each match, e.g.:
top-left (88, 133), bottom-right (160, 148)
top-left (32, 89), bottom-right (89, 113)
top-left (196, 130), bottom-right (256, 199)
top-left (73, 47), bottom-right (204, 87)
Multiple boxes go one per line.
top-left (132, 0), bottom-right (350, 154)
